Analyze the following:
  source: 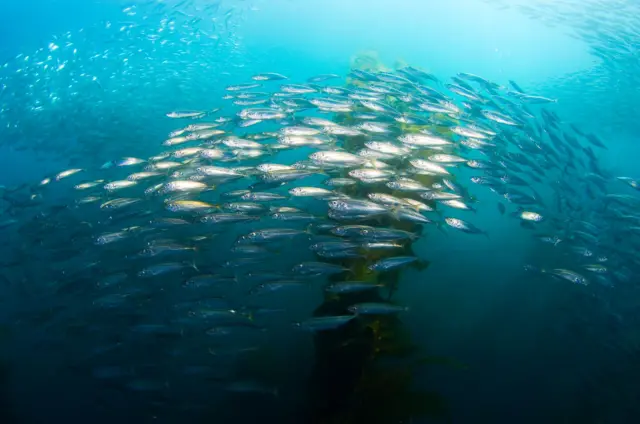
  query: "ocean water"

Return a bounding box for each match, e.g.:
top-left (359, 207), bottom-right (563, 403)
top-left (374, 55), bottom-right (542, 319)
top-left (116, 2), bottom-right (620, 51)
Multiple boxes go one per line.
top-left (1, 0), bottom-right (640, 423)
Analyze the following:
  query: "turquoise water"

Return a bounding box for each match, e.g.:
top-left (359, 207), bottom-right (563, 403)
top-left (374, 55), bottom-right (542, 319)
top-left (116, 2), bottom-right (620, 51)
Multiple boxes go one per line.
top-left (1, 1), bottom-right (639, 423)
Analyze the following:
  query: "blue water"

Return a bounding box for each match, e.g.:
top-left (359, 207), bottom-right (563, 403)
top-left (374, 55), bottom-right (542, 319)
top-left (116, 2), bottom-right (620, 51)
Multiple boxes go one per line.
top-left (1, 1), bottom-right (640, 423)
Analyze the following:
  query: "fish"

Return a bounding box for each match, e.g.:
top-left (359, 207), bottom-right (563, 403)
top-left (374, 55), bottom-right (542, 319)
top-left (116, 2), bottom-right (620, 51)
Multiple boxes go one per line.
top-left (439, 199), bottom-right (475, 212)
top-left (307, 74), bottom-right (340, 83)
top-left (252, 72), bottom-right (288, 81)
top-left (3, 50), bottom-right (626, 409)
top-left (241, 191), bottom-right (288, 202)
top-left (368, 256), bottom-right (419, 272)
top-left (239, 228), bottom-right (307, 243)
top-left (295, 315), bottom-right (356, 331)
top-left (74, 180), bottom-right (105, 190)
top-left (166, 200), bottom-right (216, 213)
top-left (166, 111), bottom-right (207, 119)
top-left (398, 133), bottom-right (453, 147)
top-left (583, 264), bottom-right (608, 274)
top-left (324, 281), bottom-right (385, 294)
top-left (347, 303), bottom-right (409, 315)
top-left (55, 168), bottom-right (83, 181)
top-left (444, 217), bottom-right (488, 237)
top-left (513, 210), bottom-right (544, 222)
top-left (410, 159), bottom-right (451, 176)
top-left (138, 262), bottom-right (197, 277)
top-left (543, 268), bottom-right (589, 286)
top-left (289, 187), bottom-right (335, 198)
top-left (508, 80), bottom-right (526, 93)
top-left (292, 262), bottom-right (350, 276)
top-left (226, 83), bottom-right (262, 91)
top-left (310, 151), bottom-right (366, 168)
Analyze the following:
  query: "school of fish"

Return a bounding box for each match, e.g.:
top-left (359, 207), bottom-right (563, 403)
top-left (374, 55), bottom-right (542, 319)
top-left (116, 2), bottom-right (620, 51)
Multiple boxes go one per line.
top-left (4, 57), bottom-right (640, 399)
top-left (485, 0), bottom-right (640, 134)
top-left (1, 0), bottom-right (640, 411)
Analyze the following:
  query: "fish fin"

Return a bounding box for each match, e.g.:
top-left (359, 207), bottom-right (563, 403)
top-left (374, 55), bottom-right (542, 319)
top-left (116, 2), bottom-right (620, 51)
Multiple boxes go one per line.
top-left (190, 261), bottom-right (200, 272)
top-left (388, 207), bottom-right (401, 221)
top-left (412, 259), bottom-right (431, 271)
top-left (304, 224), bottom-right (317, 240)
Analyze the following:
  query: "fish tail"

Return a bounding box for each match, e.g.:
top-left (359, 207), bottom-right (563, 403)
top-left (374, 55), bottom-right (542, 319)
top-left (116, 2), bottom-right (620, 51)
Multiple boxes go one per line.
top-left (364, 160), bottom-right (379, 169)
top-left (412, 259), bottom-right (431, 271)
top-left (304, 223), bottom-right (315, 239)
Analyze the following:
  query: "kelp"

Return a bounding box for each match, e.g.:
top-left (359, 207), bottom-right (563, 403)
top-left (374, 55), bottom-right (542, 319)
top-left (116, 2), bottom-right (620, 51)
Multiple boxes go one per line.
top-left (305, 53), bottom-right (460, 424)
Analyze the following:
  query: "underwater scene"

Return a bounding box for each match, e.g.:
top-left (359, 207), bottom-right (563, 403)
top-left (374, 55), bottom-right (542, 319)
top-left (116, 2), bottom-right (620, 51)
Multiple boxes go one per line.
top-left (1, 0), bottom-right (640, 423)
